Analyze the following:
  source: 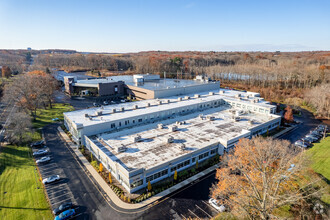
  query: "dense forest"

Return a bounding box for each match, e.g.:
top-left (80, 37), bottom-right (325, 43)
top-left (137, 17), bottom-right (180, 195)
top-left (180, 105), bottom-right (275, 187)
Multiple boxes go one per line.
top-left (1, 50), bottom-right (329, 118)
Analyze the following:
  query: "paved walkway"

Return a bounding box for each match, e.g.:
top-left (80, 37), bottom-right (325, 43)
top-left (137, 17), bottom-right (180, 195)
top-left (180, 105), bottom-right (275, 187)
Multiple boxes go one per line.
top-left (57, 126), bottom-right (218, 210)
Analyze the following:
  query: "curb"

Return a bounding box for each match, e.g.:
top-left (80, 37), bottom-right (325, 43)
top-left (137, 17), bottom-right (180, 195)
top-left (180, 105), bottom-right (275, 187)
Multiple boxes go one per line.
top-left (57, 126), bottom-right (218, 210)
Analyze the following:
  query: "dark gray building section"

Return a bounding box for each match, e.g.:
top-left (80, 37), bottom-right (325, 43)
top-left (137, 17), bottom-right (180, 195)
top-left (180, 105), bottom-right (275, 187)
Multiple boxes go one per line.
top-left (64, 76), bottom-right (125, 98)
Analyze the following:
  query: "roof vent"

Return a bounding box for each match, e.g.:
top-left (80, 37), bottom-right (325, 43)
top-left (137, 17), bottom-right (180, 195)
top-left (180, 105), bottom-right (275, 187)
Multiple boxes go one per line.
top-left (232, 116), bottom-right (241, 122)
top-left (96, 111), bottom-right (102, 116)
top-left (209, 92), bottom-right (214, 95)
top-left (158, 124), bottom-right (164, 129)
top-left (85, 114), bottom-right (89, 118)
top-left (250, 99), bottom-right (255, 103)
top-left (169, 125), bottom-right (178, 132)
top-left (176, 121), bottom-right (183, 125)
top-left (146, 103), bottom-right (151, 107)
top-left (219, 90), bottom-right (225, 94)
top-left (179, 143), bottom-right (186, 151)
top-left (184, 96), bottom-right (190, 100)
top-left (120, 107), bottom-right (125, 112)
top-left (117, 144), bottom-right (127, 153)
top-left (207, 116), bottom-right (215, 121)
top-left (165, 99), bottom-right (170, 103)
top-left (194, 94), bottom-right (200, 98)
top-left (112, 109), bottom-right (116, 113)
top-left (199, 114), bottom-right (204, 120)
top-left (133, 135), bottom-right (142, 142)
top-left (166, 136), bottom-right (174, 143)
top-left (177, 97), bottom-right (182, 101)
top-left (235, 94), bottom-right (241, 98)
top-left (249, 119), bottom-right (254, 125)
top-left (134, 105), bottom-right (138, 109)
top-left (157, 100), bottom-right (162, 105)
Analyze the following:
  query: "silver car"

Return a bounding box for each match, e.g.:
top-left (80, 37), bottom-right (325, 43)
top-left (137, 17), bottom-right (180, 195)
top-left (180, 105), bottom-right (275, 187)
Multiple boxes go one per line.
top-left (33, 149), bottom-right (48, 156)
top-left (36, 156), bottom-right (51, 164)
top-left (42, 175), bottom-right (60, 184)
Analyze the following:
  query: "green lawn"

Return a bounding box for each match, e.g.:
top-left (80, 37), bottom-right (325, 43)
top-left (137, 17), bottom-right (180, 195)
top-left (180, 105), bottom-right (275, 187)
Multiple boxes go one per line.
top-left (33, 103), bottom-right (74, 129)
top-left (306, 135), bottom-right (330, 180)
top-left (306, 134), bottom-right (330, 204)
top-left (0, 103), bottom-right (74, 219)
top-left (0, 145), bottom-right (53, 220)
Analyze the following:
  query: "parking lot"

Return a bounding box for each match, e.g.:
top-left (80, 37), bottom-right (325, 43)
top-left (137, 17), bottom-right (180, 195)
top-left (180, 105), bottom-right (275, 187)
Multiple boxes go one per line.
top-left (32, 138), bottom-right (83, 219)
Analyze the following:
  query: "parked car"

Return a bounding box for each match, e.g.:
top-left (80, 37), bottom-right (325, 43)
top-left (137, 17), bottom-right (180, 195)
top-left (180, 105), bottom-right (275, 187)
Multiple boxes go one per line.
top-left (54, 209), bottom-right (75, 220)
top-left (298, 139), bottom-right (312, 147)
top-left (42, 175), bottom-right (60, 184)
top-left (305, 135), bottom-right (318, 142)
top-left (33, 149), bottom-right (48, 156)
top-left (103, 101), bottom-right (109, 105)
top-left (30, 140), bottom-right (45, 148)
top-left (301, 137), bottom-right (313, 144)
top-left (53, 202), bottom-right (73, 215)
top-left (294, 141), bottom-right (308, 148)
top-left (36, 156), bottom-right (51, 164)
top-left (209, 198), bottom-right (226, 212)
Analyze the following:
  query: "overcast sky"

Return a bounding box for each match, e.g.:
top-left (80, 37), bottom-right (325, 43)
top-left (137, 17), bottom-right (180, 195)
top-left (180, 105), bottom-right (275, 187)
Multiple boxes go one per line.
top-left (0, 0), bottom-right (329, 52)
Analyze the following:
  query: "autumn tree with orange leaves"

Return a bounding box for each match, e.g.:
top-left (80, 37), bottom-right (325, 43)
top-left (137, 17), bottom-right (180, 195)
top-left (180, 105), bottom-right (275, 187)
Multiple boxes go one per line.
top-left (2, 71), bottom-right (58, 119)
top-left (211, 137), bottom-right (322, 219)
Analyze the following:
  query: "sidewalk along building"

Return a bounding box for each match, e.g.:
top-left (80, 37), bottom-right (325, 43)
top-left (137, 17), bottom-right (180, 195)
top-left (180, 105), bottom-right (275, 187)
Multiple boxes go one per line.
top-left (63, 89), bottom-right (281, 193)
top-left (64, 74), bottom-right (220, 100)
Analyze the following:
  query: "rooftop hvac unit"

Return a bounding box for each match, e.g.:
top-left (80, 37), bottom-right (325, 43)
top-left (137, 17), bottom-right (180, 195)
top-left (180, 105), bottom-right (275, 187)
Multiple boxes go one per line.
top-left (177, 97), bottom-right (182, 101)
top-left (133, 135), bottom-right (142, 142)
top-left (179, 143), bottom-right (186, 151)
top-left (207, 116), bottom-right (215, 121)
top-left (157, 100), bottom-right (162, 105)
top-left (209, 92), bottom-right (214, 95)
top-left (169, 125), bottom-right (178, 132)
top-left (249, 119), bottom-right (254, 125)
top-left (158, 124), bottom-right (164, 129)
top-left (199, 114), bottom-right (204, 120)
top-left (184, 96), bottom-right (190, 100)
top-left (232, 116), bottom-right (240, 122)
top-left (246, 95), bottom-right (250, 99)
top-left (194, 94), bottom-right (200, 98)
top-left (146, 103), bottom-right (151, 107)
top-left (96, 111), bottom-right (102, 116)
top-left (165, 99), bottom-right (170, 103)
top-left (250, 99), bottom-right (255, 103)
top-left (166, 136), bottom-right (174, 143)
top-left (112, 109), bottom-right (116, 113)
top-left (134, 105), bottom-right (138, 109)
top-left (120, 107), bottom-right (125, 112)
top-left (176, 121), bottom-right (183, 125)
top-left (85, 113), bottom-right (89, 118)
top-left (117, 144), bottom-right (127, 153)
top-left (219, 90), bottom-right (225, 94)
top-left (235, 94), bottom-right (241, 98)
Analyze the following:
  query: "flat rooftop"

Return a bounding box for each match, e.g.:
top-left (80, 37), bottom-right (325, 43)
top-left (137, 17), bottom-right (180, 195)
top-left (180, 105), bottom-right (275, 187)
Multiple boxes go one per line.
top-left (89, 106), bottom-right (279, 172)
top-left (64, 89), bottom-right (274, 127)
top-left (105, 75), bottom-right (212, 91)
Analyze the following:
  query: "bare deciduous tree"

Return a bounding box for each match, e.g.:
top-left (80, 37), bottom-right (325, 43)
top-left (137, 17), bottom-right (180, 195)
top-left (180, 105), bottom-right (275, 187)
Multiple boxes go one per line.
top-left (211, 137), bottom-right (322, 219)
top-left (5, 111), bottom-right (32, 144)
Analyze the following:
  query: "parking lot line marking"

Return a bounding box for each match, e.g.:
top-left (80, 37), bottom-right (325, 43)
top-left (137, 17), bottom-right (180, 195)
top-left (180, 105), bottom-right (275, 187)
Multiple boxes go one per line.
top-left (195, 204), bottom-right (212, 218)
top-left (188, 209), bottom-right (201, 220)
top-left (51, 197), bottom-right (72, 206)
top-left (49, 192), bottom-right (71, 201)
top-left (49, 188), bottom-right (68, 194)
top-left (45, 183), bottom-right (67, 190)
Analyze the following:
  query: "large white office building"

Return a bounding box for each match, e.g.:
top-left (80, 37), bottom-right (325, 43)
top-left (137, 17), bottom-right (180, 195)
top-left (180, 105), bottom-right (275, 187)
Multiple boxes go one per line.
top-left (64, 89), bottom-right (280, 193)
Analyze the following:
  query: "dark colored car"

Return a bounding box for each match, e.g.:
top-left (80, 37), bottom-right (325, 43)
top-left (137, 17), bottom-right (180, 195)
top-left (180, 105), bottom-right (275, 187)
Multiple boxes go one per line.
top-left (30, 140), bottom-right (45, 148)
top-left (53, 202), bottom-right (73, 215)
